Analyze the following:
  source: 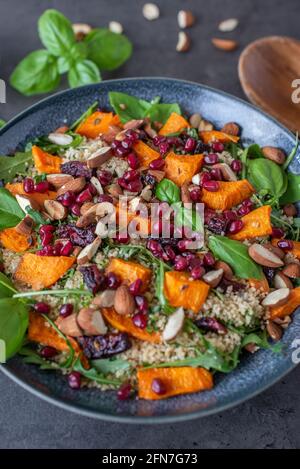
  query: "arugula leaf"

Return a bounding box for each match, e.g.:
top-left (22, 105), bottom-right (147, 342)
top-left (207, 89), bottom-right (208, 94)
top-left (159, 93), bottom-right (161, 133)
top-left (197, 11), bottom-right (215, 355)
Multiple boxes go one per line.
top-left (280, 173), bottom-right (300, 204)
top-left (70, 101), bottom-right (98, 131)
top-left (242, 330), bottom-right (282, 353)
top-left (68, 60), bottom-right (101, 88)
top-left (155, 178), bottom-right (180, 204)
top-left (85, 28), bottom-right (132, 71)
top-left (38, 9), bottom-right (75, 57)
top-left (247, 158), bottom-right (287, 198)
top-left (19, 346), bottom-right (60, 370)
top-left (0, 298), bottom-right (29, 359)
top-left (0, 188), bottom-right (24, 229)
top-left (25, 131), bottom-right (83, 155)
top-left (73, 358), bottom-right (122, 386)
top-left (209, 235), bottom-right (263, 280)
top-left (0, 272), bottom-right (17, 298)
top-left (109, 91), bottom-right (181, 124)
top-left (155, 261), bottom-right (175, 314)
top-left (0, 119), bottom-right (6, 129)
top-left (283, 133), bottom-right (299, 170)
top-left (10, 50), bottom-right (60, 96)
top-left (0, 151), bottom-right (33, 183)
top-left (91, 358), bottom-right (131, 374)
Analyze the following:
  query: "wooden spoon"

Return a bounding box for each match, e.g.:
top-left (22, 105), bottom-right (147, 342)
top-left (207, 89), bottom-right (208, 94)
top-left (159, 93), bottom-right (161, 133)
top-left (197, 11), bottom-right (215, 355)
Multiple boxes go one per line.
top-left (239, 36), bottom-right (300, 132)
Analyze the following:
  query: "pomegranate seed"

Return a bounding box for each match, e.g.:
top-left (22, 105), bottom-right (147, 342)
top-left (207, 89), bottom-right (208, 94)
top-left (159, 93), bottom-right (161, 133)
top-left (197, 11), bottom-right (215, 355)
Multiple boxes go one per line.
top-left (164, 245), bottom-right (176, 261)
top-left (231, 159), bottom-right (243, 173)
top-left (242, 198), bottom-right (253, 208)
top-left (228, 219), bottom-right (244, 234)
top-left (204, 208), bottom-right (215, 224)
top-left (87, 182), bottom-right (97, 196)
top-left (159, 142), bottom-right (170, 155)
top-left (59, 303), bottom-right (73, 318)
top-left (135, 295), bottom-right (148, 313)
top-left (106, 272), bottom-right (121, 289)
top-left (149, 158), bottom-right (165, 170)
top-left (151, 378), bottom-right (166, 395)
top-left (203, 252), bottom-right (215, 267)
top-left (237, 205), bottom-right (251, 216)
top-left (272, 227), bottom-right (285, 238)
top-left (60, 241), bottom-right (73, 256)
top-left (190, 187), bottom-right (201, 201)
top-left (58, 190), bottom-right (76, 207)
top-left (117, 382), bottom-right (132, 401)
top-left (147, 239), bottom-right (163, 256)
top-left (40, 346), bottom-right (57, 359)
top-left (39, 224), bottom-right (55, 236)
top-left (210, 168), bottom-right (223, 181)
top-left (36, 245), bottom-right (56, 256)
top-left (23, 177), bottom-right (35, 193)
top-left (115, 232), bottom-right (129, 244)
top-left (97, 170), bottom-right (112, 186)
top-left (115, 145), bottom-right (130, 157)
top-left (204, 153), bottom-right (219, 165)
top-left (174, 255), bottom-right (188, 271)
top-left (132, 312), bottom-right (148, 329)
top-left (41, 231), bottom-right (53, 247)
top-left (76, 188), bottom-right (92, 204)
top-left (34, 302), bottom-right (50, 315)
top-left (212, 142), bottom-right (224, 152)
top-left (177, 239), bottom-right (189, 252)
top-left (277, 239), bottom-right (293, 251)
top-left (121, 137), bottom-right (133, 149)
top-left (127, 152), bottom-right (140, 169)
top-left (129, 279), bottom-right (143, 296)
top-left (190, 265), bottom-right (205, 279)
top-left (125, 129), bottom-right (139, 143)
top-left (53, 242), bottom-right (63, 256)
top-left (202, 180), bottom-right (219, 192)
top-left (126, 179), bottom-right (143, 192)
top-left (98, 194), bottom-right (113, 204)
top-left (184, 137), bottom-right (196, 153)
top-left (70, 203), bottom-right (81, 216)
top-left (153, 135), bottom-right (166, 146)
top-left (68, 371), bottom-right (81, 390)
top-left (199, 172), bottom-right (212, 186)
top-left (223, 210), bottom-right (237, 222)
top-left (34, 181), bottom-right (50, 193)
top-left (188, 256), bottom-right (203, 270)
top-left (123, 169), bottom-right (139, 182)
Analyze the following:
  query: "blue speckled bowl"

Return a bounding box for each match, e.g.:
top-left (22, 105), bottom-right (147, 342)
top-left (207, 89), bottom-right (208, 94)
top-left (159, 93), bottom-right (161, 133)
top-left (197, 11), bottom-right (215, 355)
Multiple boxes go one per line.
top-left (0, 78), bottom-right (299, 423)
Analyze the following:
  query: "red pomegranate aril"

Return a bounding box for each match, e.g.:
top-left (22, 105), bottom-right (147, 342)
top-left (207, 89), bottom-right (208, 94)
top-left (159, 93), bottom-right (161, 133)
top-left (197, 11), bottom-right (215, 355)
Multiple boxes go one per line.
top-left (115, 232), bottom-right (129, 244)
top-left (204, 153), bottom-right (219, 165)
top-left (199, 172), bottom-right (212, 186)
top-left (76, 188), bottom-right (92, 204)
top-left (164, 245), bottom-right (176, 261)
top-left (59, 190), bottom-right (76, 207)
top-left (117, 382), bottom-right (132, 401)
top-left (106, 272), bottom-right (121, 289)
top-left (159, 142), bottom-right (170, 155)
top-left (39, 224), bottom-right (55, 236)
top-left (98, 170), bottom-right (112, 186)
top-left (151, 378), bottom-right (166, 395)
top-left (34, 302), bottom-right (50, 315)
top-left (153, 135), bottom-right (166, 147)
top-left (121, 137), bottom-right (133, 149)
top-left (190, 187), bottom-right (201, 202)
top-left (228, 219), bottom-right (244, 234)
top-left (127, 179), bottom-right (143, 192)
top-left (177, 239), bottom-right (189, 252)
top-left (68, 371), bottom-right (81, 390)
top-left (203, 252), bottom-right (215, 267)
top-left (40, 346), bottom-right (57, 359)
top-left (123, 169), bottom-right (139, 182)
top-left (231, 159), bottom-right (243, 173)
top-left (132, 312), bottom-right (148, 329)
top-left (23, 177), bottom-right (35, 193)
top-left (70, 203), bottom-right (81, 216)
top-left (174, 255), bottom-right (188, 271)
top-left (224, 210), bottom-right (237, 221)
top-left (125, 129), bottom-right (139, 142)
top-left (272, 227), bottom-right (285, 238)
top-left (237, 205), bottom-right (251, 216)
top-left (53, 242), bottom-right (63, 256)
top-left (190, 265), bottom-right (205, 279)
top-left (60, 240), bottom-right (73, 256)
top-left (88, 182), bottom-right (97, 196)
top-left (242, 198), bottom-right (253, 208)
top-left (129, 279), bottom-right (143, 296)
top-left (212, 142), bottom-right (225, 153)
top-left (36, 245), bottom-right (56, 256)
top-left (115, 145), bottom-right (130, 157)
top-left (184, 137), bottom-right (197, 153)
top-left (204, 208), bottom-right (215, 224)
top-left (34, 181), bottom-right (50, 193)
top-left (127, 152), bottom-right (140, 169)
top-left (59, 303), bottom-right (74, 318)
top-left (41, 231), bottom-right (53, 247)
top-left (135, 295), bottom-right (148, 313)
top-left (98, 194), bottom-right (113, 204)
top-left (202, 180), bottom-right (219, 192)
top-left (210, 168), bottom-right (223, 181)
top-left (149, 158), bottom-right (165, 170)
top-left (147, 239), bottom-right (163, 255)
top-left (277, 239), bottom-right (293, 251)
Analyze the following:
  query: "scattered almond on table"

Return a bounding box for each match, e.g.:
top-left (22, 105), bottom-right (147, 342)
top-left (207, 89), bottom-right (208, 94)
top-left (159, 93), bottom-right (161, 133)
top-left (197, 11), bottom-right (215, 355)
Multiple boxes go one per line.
top-left (218, 18), bottom-right (239, 32)
top-left (211, 38), bottom-right (239, 51)
top-left (109, 21), bottom-right (123, 34)
top-left (176, 31), bottom-right (191, 52)
top-left (143, 3), bottom-right (160, 21)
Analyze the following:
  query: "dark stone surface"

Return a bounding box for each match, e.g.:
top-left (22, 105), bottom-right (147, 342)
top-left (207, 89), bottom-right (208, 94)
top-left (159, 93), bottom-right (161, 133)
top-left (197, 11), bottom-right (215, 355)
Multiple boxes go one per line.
top-left (0, 0), bottom-right (299, 449)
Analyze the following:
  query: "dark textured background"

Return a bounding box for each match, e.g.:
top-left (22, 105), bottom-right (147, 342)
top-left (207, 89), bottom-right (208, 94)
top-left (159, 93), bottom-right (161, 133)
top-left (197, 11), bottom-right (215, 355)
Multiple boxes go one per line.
top-left (0, 0), bottom-right (300, 449)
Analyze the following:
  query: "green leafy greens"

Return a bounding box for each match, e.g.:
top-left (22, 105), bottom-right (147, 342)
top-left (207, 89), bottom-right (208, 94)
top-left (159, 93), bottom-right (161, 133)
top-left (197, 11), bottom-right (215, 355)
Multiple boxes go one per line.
top-left (0, 188), bottom-right (25, 229)
top-left (0, 152), bottom-right (33, 183)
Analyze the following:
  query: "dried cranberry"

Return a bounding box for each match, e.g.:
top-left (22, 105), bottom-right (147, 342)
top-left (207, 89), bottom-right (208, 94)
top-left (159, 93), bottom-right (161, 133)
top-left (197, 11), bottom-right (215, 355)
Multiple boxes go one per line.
top-left (78, 333), bottom-right (131, 359)
top-left (117, 382), bottom-right (132, 401)
top-left (59, 303), bottom-right (73, 318)
top-left (40, 346), bottom-right (57, 359)
top-left (202, 180), bottom-right (219, 192)
top-left (195, 141), bottom-right (209, 154)
top-left (141, 173), bottom-right (157, 188)
top-left (212, 142), bottom-right (224, 153)
top-left (132, 313), bottom-right (148, 329)
top-left (194, 317), bottom-right (227, 335)
top-left (34, 302), bottom-right (50, 314)
top-left (218, 277), bottom-right (245, 293)
top-left (97, 170), bottom-right (112, 186)
top-left (208, 215), bottom-right (228, 235)
top-left (79, 265), bottom-right (105, 294)
top-left (68, 371), bottom-right (81, 390)
top-left (277, 239), bottom-right (293, 251)
top-left (272, 227), bottom-right (285, 239)
top-left (151, 378), bottom-right (166, 395)
top-left (106, 272), bottom-right (121, 289)
top-left (61, 161), bottom-right (91, 178)
top-left (56, 224), bottom-right (96, 247)
top-left (263, 267), bottom-right (275, 284)
top-left (23, 177), bottom-right (34, 193)
top-left (204, 153), bottom-right (219, 165)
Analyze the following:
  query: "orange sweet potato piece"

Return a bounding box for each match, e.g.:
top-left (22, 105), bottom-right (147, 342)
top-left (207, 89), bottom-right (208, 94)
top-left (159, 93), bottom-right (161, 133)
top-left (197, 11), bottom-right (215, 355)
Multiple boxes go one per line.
top-left (249, 274), bottom-right (270, 293)
top-left (164, 152), bottom-right (204, 186)
top-left (15, 253), bottom-right (75, 290)
top-left (106, 258), bottom-right (152, 291)
top-left (230, 206), bottom-right (272, 241)
top-left (132, 140), bottom-right (160, 168)
top-left (6, 182), bottom-right (57, 209)
top-left (76, 111), bottom-right (114, 138)
top-left (32, 146), bottom-right (61, 174)
top-left (102, 308), bottom-right (161, 343)
top-left (0, 227), bottom-right (33, 252)
top-left (199, 130), bottom-right (240, 144)
top-left (271, 239), bottom-right (300, 260)
top-left (269, 287), bottom-right (300, 319)
top-left (137, 367), bottom-right (213, 400)
top-left (164, 271), bottom-right (210, 313)
top-left (28, 312), bottom-right (89, 367)
top-left (159, 112), bottom-right (190, 136)
top-left (201, 180), bottom-right (255, 211)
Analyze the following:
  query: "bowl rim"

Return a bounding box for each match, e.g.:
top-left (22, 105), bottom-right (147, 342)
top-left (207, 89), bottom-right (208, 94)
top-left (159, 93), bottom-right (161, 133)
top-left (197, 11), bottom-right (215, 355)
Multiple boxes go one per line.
top-left (0, 76), bottom-right (298, 424)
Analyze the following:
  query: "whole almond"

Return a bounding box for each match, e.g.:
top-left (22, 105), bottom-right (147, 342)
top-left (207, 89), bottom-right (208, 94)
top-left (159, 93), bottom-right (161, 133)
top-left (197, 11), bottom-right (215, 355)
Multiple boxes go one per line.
top-left (123, 119), bottom-right (144, 131)
top-left (248, 243), bottom-right (284, 267)
top-left (15, 215), bottom-right (34, 236)
top-left (266, 320), bottom-right (283, 341)
top-left (107, 183), bottom-right (123, 197)
top-left (77, 308), bottom-right (107, 336)
top-left (261, 288), bottom-right (290, 307)
top-left (46, 173), bottom-right (74, 189)
top-left (101, 125), bottom-right (122, 144)
top-left (176, 31), bottom-right (191, 52)
top-left (80, 202), bottom-right (96, 216)
top-left (162, 307), bottom-right (185, 342)
top-left (44, 200), bottom-right (67, 220)
top-left (274, 272), bottom-right (293, 289)
top-left (87, 147), bottom-right (112, 169)
top-left (76, 205), bottom-right (98, 228)
top-left (282, 262), bottom-right (300, 279)
top-left (189, 113), bottom-right (202, 128)
top-left (92, 289), bottom-right (116, 308)
top-left (212, 38), bottom-right (238, 51)
top-left (177, 10), bottom-right (195, 29)
top-left (202, 268), bottom-right (224, 287)
top-left (214, 260), bottom-right (234, 279)
top-left (262, 146), bottom-right (286, 165)
top-left (221, 122), bottom-right (240, 136)
top-left (57, 177), bottom-right (86, 196)
top-left (114, 285), bottom-right (136, 316)
top-left (218, 18), bottom-right (239, 32)
top-left (263, 242), bottom-right (285, 260)
top-left (283, 204), bottom-right (297, 217)
top-left (56, 314), bottom-right (82, 337)
top-left (77, 237), bottom-right (101, 264)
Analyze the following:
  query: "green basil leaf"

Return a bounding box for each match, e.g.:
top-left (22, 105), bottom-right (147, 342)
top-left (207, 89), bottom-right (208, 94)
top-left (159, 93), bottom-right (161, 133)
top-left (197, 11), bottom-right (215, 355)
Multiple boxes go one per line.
top-left (247, 158), bottom-right (286, 198)
top-left (0, 272), bottom-right (17, 298)
top-left (57, 56), bottom-right (72, 74)
top-left (0, 298), bottom-right (29, 359)
top-left (155, 178), bottom-right (180, 204)
top-left (85, 28), bottom-right (132, 71)
top-left (91, 358), bottom-right (131, 374)
top-left (0, 188), bottom-right (25, 229)
top-left (68, 60), bottom-right (101, 88)
top-left (0, 151), bottom-right (33, 182)
top-left (10, 50), bottom-right (60, 96)
top-left (280, 173), bottom-right (300, 204)
top-left (70, 101), bottom-right (98, 131)
top-left (146, 102), bottom-right (181, 124)
top-left (38, 9), bottom-right (75, 57)
top-left (208, 235), bottom-right (263, 280)
top-left (73, 358), bottom-right (122, 386)
top-left (0, 120), bottom-right (6, 129)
